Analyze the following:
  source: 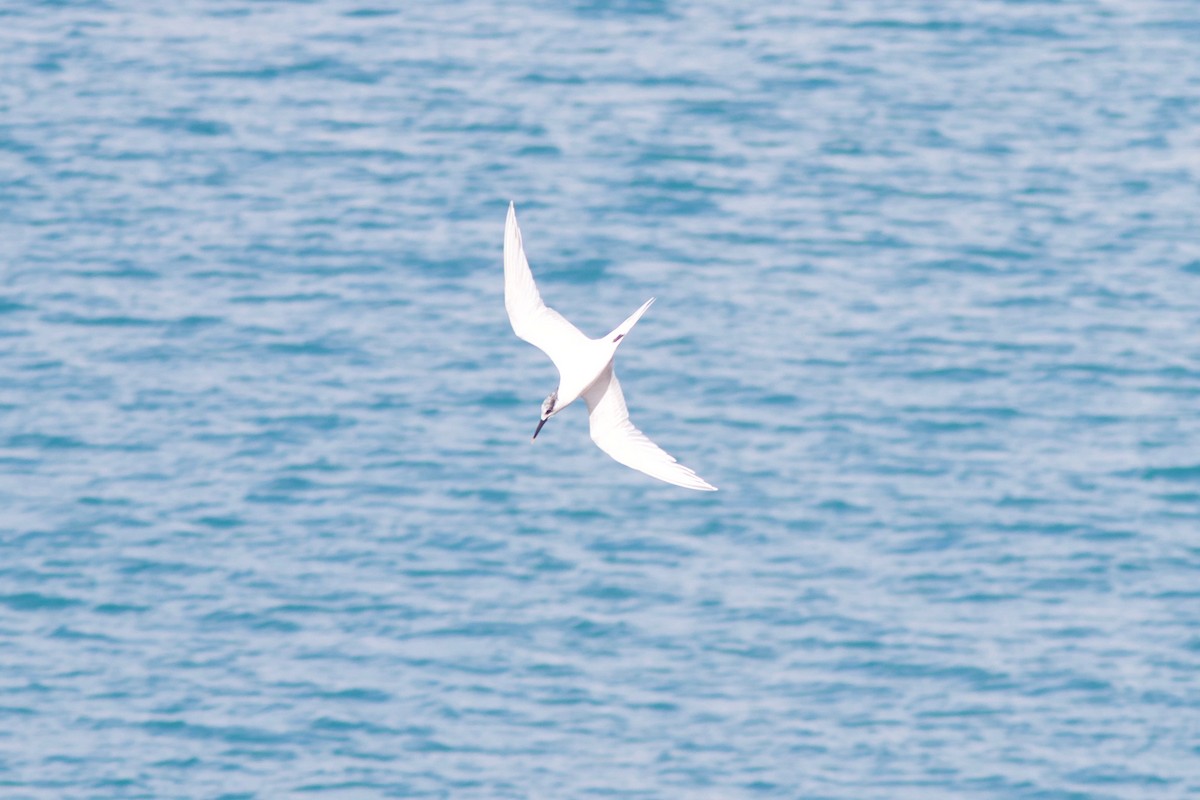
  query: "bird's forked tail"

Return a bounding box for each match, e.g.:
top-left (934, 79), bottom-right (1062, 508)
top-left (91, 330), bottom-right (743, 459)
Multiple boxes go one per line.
top-left (606, 297), bottom-right (655, 344)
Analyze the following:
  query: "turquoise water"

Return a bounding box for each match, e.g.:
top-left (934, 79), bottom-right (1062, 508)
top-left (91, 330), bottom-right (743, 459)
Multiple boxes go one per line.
top-left (3, 1), bottom-right (1200, 797)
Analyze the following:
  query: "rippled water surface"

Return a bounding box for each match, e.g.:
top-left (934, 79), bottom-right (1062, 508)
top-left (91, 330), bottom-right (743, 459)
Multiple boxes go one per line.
top-left (3, 1), bottom-right (1200, 797)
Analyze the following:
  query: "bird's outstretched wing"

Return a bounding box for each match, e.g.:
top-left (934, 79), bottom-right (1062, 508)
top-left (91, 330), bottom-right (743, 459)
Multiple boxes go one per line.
top-left (583, 364), bottom-right (717, 491)
top-left (504, 203), bottom-right (589, 370)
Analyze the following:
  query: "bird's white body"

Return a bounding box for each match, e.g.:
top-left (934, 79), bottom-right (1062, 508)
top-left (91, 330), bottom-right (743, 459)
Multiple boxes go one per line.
top-left (503, 202), bottom-right (717, 491)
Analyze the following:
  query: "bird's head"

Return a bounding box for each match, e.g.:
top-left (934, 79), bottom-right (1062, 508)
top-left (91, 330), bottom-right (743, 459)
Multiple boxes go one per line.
top-left (532, 391), bottom-right (558, 440)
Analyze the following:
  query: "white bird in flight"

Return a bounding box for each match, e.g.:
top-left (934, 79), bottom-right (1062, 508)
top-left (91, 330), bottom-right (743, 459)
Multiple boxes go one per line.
top-left (503, 202), bottom-right (717, 491)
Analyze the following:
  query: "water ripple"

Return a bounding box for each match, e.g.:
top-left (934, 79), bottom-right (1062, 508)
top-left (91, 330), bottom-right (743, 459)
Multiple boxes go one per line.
top-left (2, 1), bottom-right (1199, 798)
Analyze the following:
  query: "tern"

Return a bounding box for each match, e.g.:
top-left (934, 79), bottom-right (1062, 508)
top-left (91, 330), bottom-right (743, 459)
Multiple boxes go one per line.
top-left (503, 202), bottom-right (717, 491)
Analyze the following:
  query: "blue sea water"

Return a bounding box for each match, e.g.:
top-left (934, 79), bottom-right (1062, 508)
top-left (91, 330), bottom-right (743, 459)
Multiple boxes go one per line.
top-left (2, 0), bottom-right (1200, 797)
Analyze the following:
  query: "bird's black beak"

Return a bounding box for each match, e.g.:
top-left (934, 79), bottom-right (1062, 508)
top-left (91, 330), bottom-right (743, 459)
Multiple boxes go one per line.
top-left (532, 417), bottom-right (548, 440)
